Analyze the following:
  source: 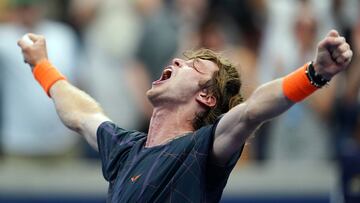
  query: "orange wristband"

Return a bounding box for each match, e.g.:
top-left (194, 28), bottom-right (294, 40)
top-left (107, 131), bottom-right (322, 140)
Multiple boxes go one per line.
top-left (33, 60), bottom-right (66, 97)
top-left (282, 63), bottom-right (318, 102)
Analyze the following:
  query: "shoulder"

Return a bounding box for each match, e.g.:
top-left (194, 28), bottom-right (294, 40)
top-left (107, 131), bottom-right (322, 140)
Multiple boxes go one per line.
top-left (194, 115), bottom-right (223, 139)
top-left (189, 119), bottom-right (223, 151)
top-left (97, 121), bottom-right (146, 144)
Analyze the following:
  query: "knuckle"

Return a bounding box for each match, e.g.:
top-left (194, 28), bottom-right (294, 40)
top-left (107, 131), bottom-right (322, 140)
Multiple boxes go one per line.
top-left (341, 43), bottom-right (349, 51)
top-left (338, 43), bottom-right (348, 52)
top-left (326, 38), bottom-right (333, 43)
top-left (337, 37), bottom-right (345, 44)
top-left (23, 46), bottom-right (30, 52)
top-left (39, 35), bottom-right (45, 41)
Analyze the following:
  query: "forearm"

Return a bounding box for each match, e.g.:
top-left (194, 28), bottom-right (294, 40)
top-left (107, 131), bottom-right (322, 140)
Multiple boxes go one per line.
top-left (244, 61), bottom-right (324, 125)
top-left (49, 80), bottom-right (105, 133)
top-left (244, 78), bottom-right (293, 125)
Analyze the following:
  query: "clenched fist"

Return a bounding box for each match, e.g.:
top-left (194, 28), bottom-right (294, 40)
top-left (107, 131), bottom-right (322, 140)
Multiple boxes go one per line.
top-left (313, 30), bottom-right (353, 80)
top-left (17, 33), bottom-right (48, 70)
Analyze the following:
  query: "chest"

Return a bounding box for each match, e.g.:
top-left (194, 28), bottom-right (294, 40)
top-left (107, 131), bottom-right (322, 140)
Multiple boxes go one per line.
top-left (109, 137), bottom-right (209, 202)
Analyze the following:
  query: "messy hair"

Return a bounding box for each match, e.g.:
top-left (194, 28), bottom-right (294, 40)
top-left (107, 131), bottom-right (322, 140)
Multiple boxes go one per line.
top-left (184, 49), bottom-right (243, 130)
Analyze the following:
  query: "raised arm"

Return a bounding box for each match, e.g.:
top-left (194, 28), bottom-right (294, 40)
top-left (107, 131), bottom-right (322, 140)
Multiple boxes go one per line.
top-left (212, 30), bottom-right (353, 165)
top-left (17, 34), bottom-right (110, 150)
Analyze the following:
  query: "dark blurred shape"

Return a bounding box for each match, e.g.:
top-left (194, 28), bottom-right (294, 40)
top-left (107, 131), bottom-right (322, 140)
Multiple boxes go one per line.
top-left (0, 57), bottom-right (3, 158)
top-left (65, 0), bottom-right (99, 45)
top-left (8, 0), bottom-right (43, 7)
top-left (209, 0), bottom-right (266, 51)
top-left (8, 0), bottom-right (43, 29)
top-left (293, 4), bottom-right (318, 59)
top-left (334, 13), bottom-right (360, 203)
top-left (341, 148), bottom-right (360, 203)
top-left (198, 14), bottom-right (226, 51)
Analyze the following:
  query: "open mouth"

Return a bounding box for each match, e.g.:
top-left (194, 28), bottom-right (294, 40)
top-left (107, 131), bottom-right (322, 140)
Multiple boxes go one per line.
top-left (153, 67), bottom-right (173, 84)
top-left (161, 68), bottom-right (172, 81)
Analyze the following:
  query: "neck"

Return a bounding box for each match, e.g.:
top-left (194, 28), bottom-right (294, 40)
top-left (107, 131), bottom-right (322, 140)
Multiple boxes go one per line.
top-left (146, 105), bottom-right (196, 147)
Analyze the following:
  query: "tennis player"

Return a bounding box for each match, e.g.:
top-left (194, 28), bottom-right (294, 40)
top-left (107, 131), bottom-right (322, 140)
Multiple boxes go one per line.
top-left (18, 30), bottom-right (352, 202)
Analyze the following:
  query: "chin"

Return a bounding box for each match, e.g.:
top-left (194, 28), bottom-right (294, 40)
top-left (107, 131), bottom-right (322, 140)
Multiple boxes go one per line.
top-left (146, 84), bottom-right (166, 100)
top-left (146, 89), bottom-right (154, 100)
top-left (146, 90), bottom-right (174, 107)
top-left (146, 88), bottom-right (152, 96)
top-left (146, 89), bottom-right (159, 104)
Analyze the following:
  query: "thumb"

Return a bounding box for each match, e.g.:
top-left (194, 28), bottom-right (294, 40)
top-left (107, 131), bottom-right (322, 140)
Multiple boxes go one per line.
top-left (17, 39), bottom-right (27, 49)
top-left (27, 33), bottom-right (40, 43)
top-left (327, 29), bottom-right (340, 38)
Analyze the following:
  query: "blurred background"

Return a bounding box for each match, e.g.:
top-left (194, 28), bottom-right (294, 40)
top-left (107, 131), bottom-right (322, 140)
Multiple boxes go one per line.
top-left (0, 0), bottom-right (359, 202)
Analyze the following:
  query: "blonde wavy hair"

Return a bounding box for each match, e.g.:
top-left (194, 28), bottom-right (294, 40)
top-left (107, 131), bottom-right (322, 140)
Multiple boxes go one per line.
top-left (184, 49), bottom-right (243, 130)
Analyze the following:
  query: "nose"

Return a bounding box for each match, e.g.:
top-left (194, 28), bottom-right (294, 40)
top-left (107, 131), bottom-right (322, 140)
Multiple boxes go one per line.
top-left (172, 58), bottom-right (183, 67)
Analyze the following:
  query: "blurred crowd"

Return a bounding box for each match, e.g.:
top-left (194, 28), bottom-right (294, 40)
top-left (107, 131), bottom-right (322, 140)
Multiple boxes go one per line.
top-left (0, 0), bottom-right (359, 169)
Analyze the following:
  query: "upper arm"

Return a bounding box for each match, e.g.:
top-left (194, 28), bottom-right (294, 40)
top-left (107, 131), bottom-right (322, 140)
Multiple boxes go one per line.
top-left (211, 103), bottom-right (258, 166)
top-left (78, 113), bottom-right (111, 150)
top-left (211, 79), bottom-right (293, 166)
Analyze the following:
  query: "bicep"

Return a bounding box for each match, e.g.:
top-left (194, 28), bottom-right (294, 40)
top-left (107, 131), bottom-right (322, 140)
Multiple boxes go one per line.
top-left (211, 79), bottom-right (293, 165)
top-left (211, 103), bottom-right (258, 166)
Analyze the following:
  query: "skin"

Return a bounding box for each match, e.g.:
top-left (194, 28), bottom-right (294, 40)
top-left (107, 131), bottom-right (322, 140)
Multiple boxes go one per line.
top-left (18, 30), bottom-right (353, 166)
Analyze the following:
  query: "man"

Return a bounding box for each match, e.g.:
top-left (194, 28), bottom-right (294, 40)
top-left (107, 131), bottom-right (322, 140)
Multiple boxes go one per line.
top-left (17, 30), bottom-right (352, 202)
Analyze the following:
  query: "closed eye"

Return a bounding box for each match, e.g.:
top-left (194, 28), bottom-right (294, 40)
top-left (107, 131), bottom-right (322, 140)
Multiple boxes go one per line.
top-left (191, 59), bottom-right (205, 74)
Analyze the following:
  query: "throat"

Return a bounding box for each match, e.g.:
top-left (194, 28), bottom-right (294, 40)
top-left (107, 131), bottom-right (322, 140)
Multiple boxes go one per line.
top-left (145, 132), bottom-right (192, 148)
top-left (145, 107), bottom-right (195, 147)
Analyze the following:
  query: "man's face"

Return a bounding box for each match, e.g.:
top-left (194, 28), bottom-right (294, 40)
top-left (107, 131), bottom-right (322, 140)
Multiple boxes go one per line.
top-left (146, 58), bottom-right (219, 106)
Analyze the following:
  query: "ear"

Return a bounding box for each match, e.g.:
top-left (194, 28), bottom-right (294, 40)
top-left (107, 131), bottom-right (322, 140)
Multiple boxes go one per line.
top-left (196, 89), bottom-right (216, 108)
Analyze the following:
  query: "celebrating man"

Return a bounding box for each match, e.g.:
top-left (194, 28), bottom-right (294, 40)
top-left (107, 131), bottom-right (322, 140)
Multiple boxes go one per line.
top-left (18, 30), bottom-right (352, 202)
